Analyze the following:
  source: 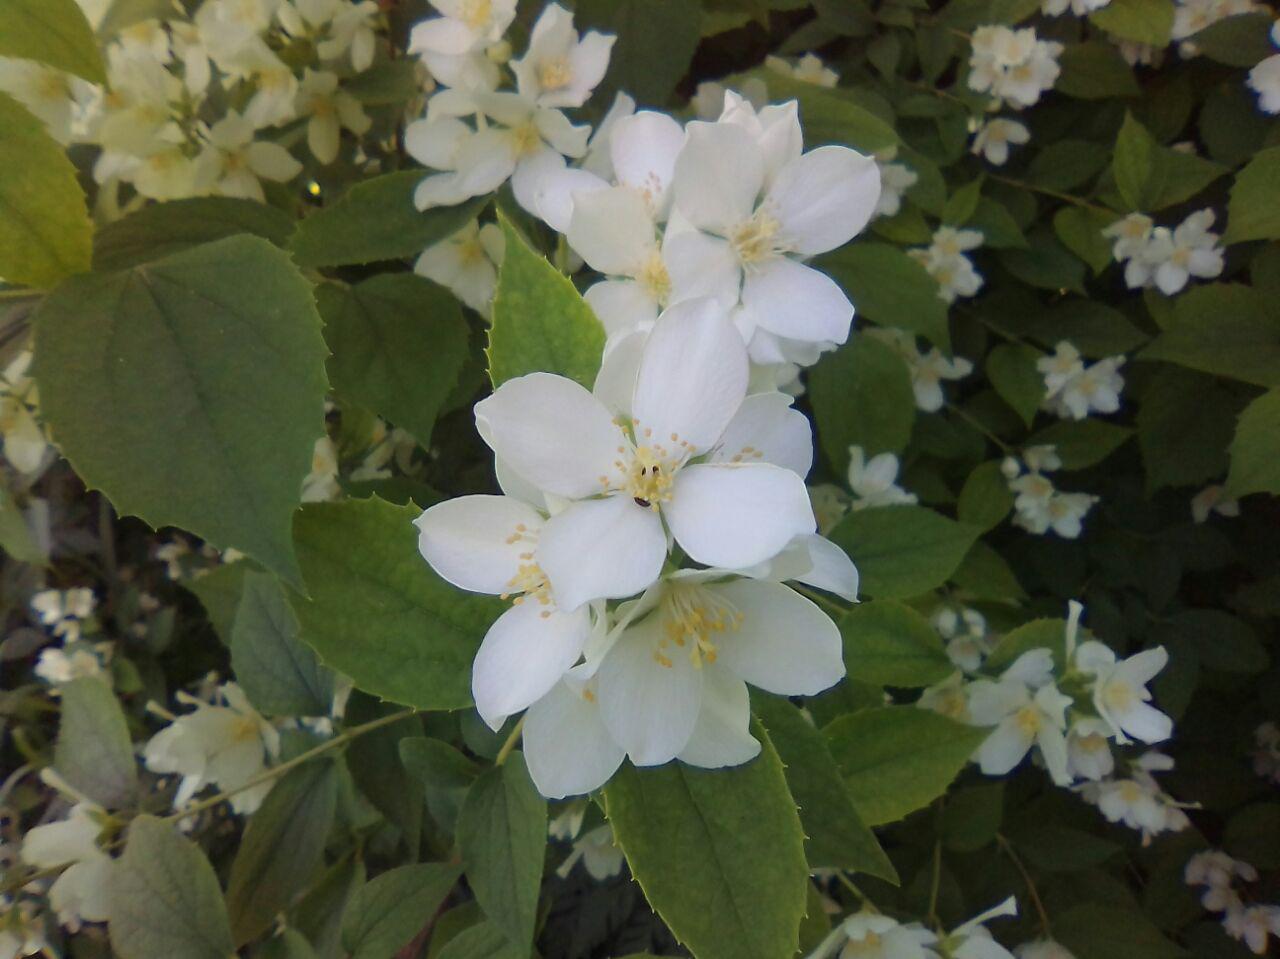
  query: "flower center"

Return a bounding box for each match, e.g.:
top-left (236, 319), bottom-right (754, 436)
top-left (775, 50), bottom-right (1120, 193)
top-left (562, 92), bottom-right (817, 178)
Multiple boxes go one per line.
top-left (1102, 678), bottom-right (1135, 712)
top-left (845, 932), bottom-right (883, 954)
top-left (232, 714), bottom-right (261, 742)
top-left (503, 562), bottom-right (554, 615)
top-left (511, 121), bottom-right (543, 157)
top-left (1077, 732), bottom-right (1108, 754)
top-left (636, 251), bottom-right (671, 305)
top-left (1014, 704), bottom-right (1043, 735)
top-left (1170, 247), bottom-right (1191, 267)
top-left (1118, 780), bottom-right (1144, 803)
top-left (626, 444), bottom-right (676, 509)
top-left (656, 583), bottom-right (743, 668)
top-left (537, 56), bottom-right (573, 91)
top-left (729, 209), bottom-right (782, 266)
top-left (462, 0), bottom-right (493, 29)
top-left (458, 235), bottom-right (487, 265)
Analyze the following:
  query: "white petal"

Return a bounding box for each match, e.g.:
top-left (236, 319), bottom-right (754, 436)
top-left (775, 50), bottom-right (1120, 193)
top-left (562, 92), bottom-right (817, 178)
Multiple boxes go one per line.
top-left (662, 229), bottom-right (742, 304)
top-left (742, 257), bottom-right (853, 346)
top-left (672, 121), bottom-right (764, 235)
top-left (1123, 647), bottom-right (1168, 686)
top-left (568, 186), bottom-right (658, 276)
top-left (524, 679), bottom-right (625, 798)
top-left (538, 496), bottom-right (667, 611)
top-left (711, 580), bottom-right (844, 695)
top-left (245, 141), bottom-right (302, 181)
top-left (792, 534), bottom-right (859, 601)
top-left (598, 614), bottom-right (704, 765)
top-left (414, 494), bottom-right (544, 595)
top-left (976, 718), bottom-right (1033, 775)
top-left (472, 602), bottom-right (591, 730)
top-left (593, 327), bottom-right (647, 417)
top-left (1118, 701), bottom-right (1173, 744)
top-left (676, 668), bottom-right (761, 768)
top-left (531, 165), bottom-right (608, 233)
top-left (584, 279), bottom-right (659, 340)
top-left (632, 298), bottom-right (748, 454)
top-left (610, 111), bottom-right (686, 216)
top-left (666, 462), bottom-right (815, 570)
top-left (512, 146), bottom-right (565, 219)
top-left (767, 146), bottom-right (881, 255)
top-left (712, 391), bottom-right (812, 477)
top-left (474, 373), bottom-right (624, 499)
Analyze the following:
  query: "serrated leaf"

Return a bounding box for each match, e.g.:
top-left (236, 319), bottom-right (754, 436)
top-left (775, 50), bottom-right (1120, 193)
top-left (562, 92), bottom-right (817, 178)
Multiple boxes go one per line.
top-left (341, 863), bottom-right (462, 959)
top-left (487, 212), bottom-right (605, 389)
top-left (289, 173), bottom-right (487, 268)
top-left (828, 506), bottom-right (979, 599)
top-left (457, 754), bottom-right (547, 951)
top-left (109, 816), bottom-right (237, 959)
top-left (957, 461), bottom-right (1015, 531)
top-left (751, 693), bottom-right (897, 881)
top-left (838, 600), bottom-right (953, 687)
top-left (1226, 388), bottom-right (1280, 497)
top-left (0, 0), bottom-right (106, 83)
top-left (54, 677), bottom-right (138, 809)
top-left (986, 343), bottom-right (1045, 427)
top-left (318, 273), bottom-right (469, 445)
top-left (818, 243), bottom-right (950, 351)
top-left (1140, 283), bottom-right (1280, 387)
top-left (0, 93), bottom-right (92, 288)
top-left (1089, 0), bottom-right (1174, 45)
top-left (1027, 420), bottom-right (1133, 470)
top-left (226, 760), bottom-right (340, 945)
top-left (604, 731), bottom-right (808, 959)
top-left (33, 235), bottom-right (328, 588)
top-left (290, 498), bottom-right (503, 710)
top-left (93, 197), bottom-right (295, 271)
top-left (231, 570), bottom-right (333, 717)
top-left (826, 706), bottom-right (988, 825)
top-left (1224, 146), bottom-right (1280, 245)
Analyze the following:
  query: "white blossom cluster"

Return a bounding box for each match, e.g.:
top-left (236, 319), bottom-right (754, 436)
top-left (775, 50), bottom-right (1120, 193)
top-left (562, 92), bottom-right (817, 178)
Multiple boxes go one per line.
top-left (933, 605), bottom-right (994, 673)
top-left (868, 327), bottom-right (975, 411)
top-left (1002, 446), bottom-right (1097, 539)
top-left (967, 26), bottom-right (1063, 111)
top-left (1185, 851), bottom-right (1280, 956)
top-left (301, 416), bottom-right (420, 503)
top-left (28, 588), bottom-right (110, 687)
top-left (809, 897), bottom-right (1022, 959)
top-left (1103, 209), bottom-right (1224, 296)
top-left (548, 803), bottom-right (624, 881)
top-left (1036, 342), bottom-right (1125, 422)
top-left (907, 228), bottom-right (985, 305)
top-left (1077, 750), bottom-right (1189, 844)
top-left (847, 446), bottom-right (917, 511)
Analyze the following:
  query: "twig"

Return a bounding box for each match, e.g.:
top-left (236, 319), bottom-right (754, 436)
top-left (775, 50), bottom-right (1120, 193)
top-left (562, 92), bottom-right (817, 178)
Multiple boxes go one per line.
top-left (495, 715), bottom-right (526, 766)
top-left (997, 833), bottom-right (1052, 937)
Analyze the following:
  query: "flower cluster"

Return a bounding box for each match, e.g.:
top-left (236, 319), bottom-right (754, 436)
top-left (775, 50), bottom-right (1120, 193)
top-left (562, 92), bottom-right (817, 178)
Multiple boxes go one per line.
top-left (933, 605), bottom-right (993, 673)
top-left (1104, 209), bottom-right (1225, 296)
top-left (908, 228), bottom-right (985, 305)
top-left (1185, 850), bottom-right (1280, 956)
top-left (1036, 342), bottom-right (1125, 421)
top-left (415, 298), bottom-right (858, 798)
top-left (967, 26), bottom-right (1063, 111)
top-left (809, 898), bottom-right (1021, 959)
top-left (1078, 750), bottom-right (1189, 844)
top-left (1002, 447), bottom-right (1097, 539)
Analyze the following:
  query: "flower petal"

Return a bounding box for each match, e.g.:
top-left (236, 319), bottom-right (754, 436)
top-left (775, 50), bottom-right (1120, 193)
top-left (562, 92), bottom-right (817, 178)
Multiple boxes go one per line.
top-left (672, 121), bottom-right (764, 235)
top-left (539, 495), bottom-right (667, 611)
top-left (530, 165), bottom-right (608, 233)
top-left (584, 279), bottom-right (658, 340)
top-left (710, 579), bottom-right (844, 695)
top-left (662, 228), bottom-right (741, 305)
top-left (610, 110), bottom-right (686, 217)
top-left (524, 677), bottom-right (625, 798)
top-left (666, 462), bottom-right (815, 570)
top-left (414, 494), bottom-right (544, 595)
top-left (593, 327), bottom-right (647, 417)
top-left (975, 718), bottom-right (1032, 775)
top-left (743, 257), bottom-right (853, 346)
top-left (568, 186), bottom-right (658, 276)
top-left (766, 145), bottom-right (880, 255)
top-left (676, 667), bottom-right (760, 768)
top-left (472, 602), bottom-right (591, 730)
top-left (712, 390), bottom-right (813, 477)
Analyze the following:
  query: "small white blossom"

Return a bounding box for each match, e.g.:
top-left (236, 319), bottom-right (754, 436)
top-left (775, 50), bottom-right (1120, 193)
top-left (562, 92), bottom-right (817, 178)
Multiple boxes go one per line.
top-left (30, 589), bottom-right (96, 642)
top-left (1064, 717), bottom-right (1114, 781)
top-left (934, 606), bottom-right (991, 672)
top-left (415, 220), bottom-right (505, 313)
top-left (909, 227), bottom-right (984, 304)
top-left (970, 117), bottom-right (1030, 166)
top-left (1, 351), bottom-right (52, 475)
top-left (554, 824), bottom-right (624, 880)
top-left (511, 3), bottom-right (614, 109)
top-left (21, 801), bottom-right (111, 930)
top-left (34, 646), bottom-right (107, 686)
top-left (1247, 21), bottom-right (1280, 114)
top-left (920, 672), bottom-right (975, 724)
top-left (807, 911), bottom-right (938, 959)
top-left (968, 650), bottom-right (1073, 785)
top-left (764, 53), bottom-right (838, 87)
top-left (1223, 904), bottom-right (1280, 955)
top-left (1075, 640), bottom-right (1172, 745)
top-left (1007, 469), bottom-right (1097, 539)
top-left (874, 147), bottom-right (919, 218)
top-left (1125, 209), bottom-right (1224, 295)
top-left (846, 446), bottom-right (917, 510)
top-left (1185, 850), bottom-right (1258, 913)
top-left (968, 25), bottom-right (1063, 110)
top-left (295, 69), bottom-right (371, 164)
top-left (868, 328), bottom-right (975, 412)
top-left (1037, 342), bottom-right (1125, 421)
top-left (1079, 752), bottom-right (1189, 844)
top-left (408, 0), bottom-right (517, 92)
top-left (202, 111), bottom-right (303, 200)
top-left (302, 436), bottom-right (341, 503)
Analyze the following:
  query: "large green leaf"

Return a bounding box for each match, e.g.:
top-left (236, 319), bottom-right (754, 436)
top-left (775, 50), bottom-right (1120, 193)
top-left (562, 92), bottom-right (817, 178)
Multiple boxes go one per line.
top-left (291, 497), bottom-right (503, 711)
top-left (1056, 42), bottom-right (1140, 99)
top-left (456, 754), bottom-right (547, 951)
top-left (1224, 146), bottom-right (1280, 245)
top-left (957, 461), bottom-right (1014, 532)
top-left (289, 173), bottom-right (487, 268)
top-left (825, 706), bottom-right (987, 825)
top-left (54, 676), bottom-right (138, 809)
top-left (604, 733), bottom-right (809, 959)
top-left (1189, 11), bottom-right (1275, 67)
top-left (827, 506), bottom-right (979, 599)
top-left (818, 243), bottom-right (950, 351)
top-left (108, 816), bottom-right (237, 959)
top-left (0, 93), bottom-right (92, 288)
top-left (839, 600), bottom-right (953, 688)
top-left (318, 273), bottom-right (470, 444)
top-left (93, 197), bottom-right (295, 271)
top-left (986, 343), bottom-right (1045, 427)
top-left (1140, 284), bottom-right (1280, 387)
top-left (0, 0), bottom-right (106, 83)
top-left (344, 693), bottom-right (426, 861)
top-left (1089, 0), bottom-right (1174, 45)
top-left (1137, 369), bottom-right (1244, 493)
top-left (33, 235), bottom-right (328, 588)
top-left (1113, 113), bottom-right (1227, 212)
top-left (487, 212), bottom-right (605, 389)
top-left (0, 485), bottom-right (42, 564)
top-left (1053, 904), bottom-right (1184, 959)
top-left (341, 863), bottom-right (463, 959)
top-left (226, 759), bottom-right (340, 945)
top-left (751, 693), bottom-right (896, 881)
top-left (1227, 388), bottom-right (1280, 498)
top-left (984, 618), bottom-right (1070, 673)
top-left (809, 334), bottom-right (916, 476)
top-left (575, 0), bottom-right (702, 105)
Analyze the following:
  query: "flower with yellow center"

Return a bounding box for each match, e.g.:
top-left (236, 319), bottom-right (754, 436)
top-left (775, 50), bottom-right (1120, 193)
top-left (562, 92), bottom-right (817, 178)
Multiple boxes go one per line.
top-left (512, 2), bottom-right (615, 109)
top-left (1074, 639), bottom-right (1171, 745)
top-left (967, 649), bottom-right (1073, 785)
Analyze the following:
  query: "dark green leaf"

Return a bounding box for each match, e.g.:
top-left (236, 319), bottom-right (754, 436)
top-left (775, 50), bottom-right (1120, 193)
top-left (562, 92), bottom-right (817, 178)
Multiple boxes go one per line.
top-left (1137, 369), bottom-right (1243, 492)
top-left (1224, 146), bottom-right (1280, 245)
top-left (1056, 42), bottom-right (1140, 99)
top-left (827, 506), bottom-right (980, 599)
top-left (1089, 0), bottom-right (1174, 45)
top-left (93, 197), bottom-right (295, 271)
top-left (957, 461), bottom-right (1015, 531)
top-left (839, 600), bottom-right (953, 687)
top-left (575, 0), bottom-right (702, 105)
top-left (1140, 283), bottom-right (1280, 387)
top-left (0, 0), bottom-right (105, 83)
top-left (986, 343), bottom-right (1045, 427)
top-left (231, 571), bottom-right (333, 716)
top-left (1227, 388), bottom-right (1280, 497)
top-left (55, 676), bottom-right (138, 809)
top-left (1027, 420), bottom-right (1133, 470)
top-left (400, 737), bottom-right (481, 790)
top-left (819, 243), bottom-right (950, 351)
top-left (341, 863), bottom-right (463, 959)
top-left (1190, 12), bottom-right (1275, 67)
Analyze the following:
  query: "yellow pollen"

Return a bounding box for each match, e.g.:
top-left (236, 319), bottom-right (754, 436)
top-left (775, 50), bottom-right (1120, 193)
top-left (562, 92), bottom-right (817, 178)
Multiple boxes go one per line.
top-left (1102, 679), bottom-right (1135, 712)
top-left (1118, 780), bottom-right (1144, 803)
top-left (461, 0), bottom-right (492, 29)
top-left (232, 714), bottom-right (260, 742)
top-left (537, 55), bottom-right (573, 91)
top-left (626, 444), bottom-right (676, 508)
top-left (1014, 704), bottom-right (1043, 735)
top-left (658, 583), bottom-right (744, 668)
top-left (502, 562), bottom-right (553, 608)
top-left (457, 236), bottom-right (487, 265)
top-left (637, 251), bottom-right (671, 305)
top-left (935, 689), bottom-right (968, 720)
top-left (511, 121), bottom-right (542, 158)
top-left (729, 209), bottom-right (782, 266)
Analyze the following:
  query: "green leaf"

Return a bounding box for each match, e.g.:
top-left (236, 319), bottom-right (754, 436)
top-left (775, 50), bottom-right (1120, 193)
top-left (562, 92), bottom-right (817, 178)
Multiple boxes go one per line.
top-left (1225, 803), bottom-right (1280, 869)
top-left (1003, 823), bottom-right (1120, 872)
top-left (33, 235), bottom-right (328, 588)
top-left (1053, 904), bottom-right (1184, 959)
top-left (0, 0), bottom-right (106, 83)
top-left (751, 693), bottom-right (897, 881)
top-left (344, 693), bottom-right (425, 855)
top-left (0, 93), bottom-right (92, 288)
top-left (55, 676), bottom-right (138, 809)
top-left (604, 732), bottom-right (808, 959)
top-left (92, 197), bottom-right (295, 271)
top-left (942, 178), bottom-right (984, 227)
top-left (809, 334), bottom-right (916, 476)
top-left (1227, 388), bottom-right (1280, 497)
top-left (1165, 609), bottom-right (1269, 674)
top-left (1027, 420), bottom-right (1133, 470)
top-left (0, 485), bottom-right (41, 564)
top-left (1089, 0), bottom-right (1174, 45)
top-left (818, 243), bottom-right (950, 351)
top-left (984, 618), bottom-right (1069, 673)
top-left (1053, 207), bottom-right (1114, 275)
top-left (344, 59), bottom-right (422, 105)
top-left (968, 197), bottom-right (1028, 250)
top-left (825, 706), bottom-right (988, 826)
top-left (759, 72), bottom-right (899, 153)
top-left (231, 570), bottom-right (334, 717)
top-left (1225, 146), bottom-right (1280, 245)
top-left (457, 754), bottom-right (547, 951)
top-left (109, 816), bottom-right (237, 959)
top-left (256, 929), bottom-right (319, 959)
top-left (434, 920), bottom-right (525, 959)
top-left (827, 506), bottom-right (980, 599)
top-left (1056, 41), bottom-right (1140, 99)
top-left (185, 560), bottom-right (250, 646)
top-left (1113, 113), bottom-right (1227, 211)
top-left (950, 540), bottom-right (1027, 602)
top-left (1027, 140), bottom-right (1112, 192)
top-left (1140, 284), bottom-right (1280, 387)
top-left (289, 173), bottom-right (487, 268)
top-left (1138, 369), bottom-right (1243, 493)
top-left (838, 600), bottom-right (953, 687)
top-left (940, 782), bottom-right (1004, 852)
top-left (341, 863), bottom-right (463, 959)
top-left (986, 343), bottom-right (1045, 427)
top-left (574, 0), bottom-right (702, 106)
top-left (1190, 11), bottom-right (1275, 67)
top-left (291, 498), bottom-right (503, 710)
top-left (292, 858), bottom-right (366, 959)
top-left (1025, 301), bottom-right (1149, 358)
top-left (318, 274), bottom-right (469, 445)
top-left (400, 737), bottom-right (481, 790)
top-left (226, 759), bottom-right (341, 945)
top-left (487, 211), bottom-right (605, 390)
top-left (957, 461), bottom-right (1015, 531)
top-left (998, 231), bottom-right (1086, 295)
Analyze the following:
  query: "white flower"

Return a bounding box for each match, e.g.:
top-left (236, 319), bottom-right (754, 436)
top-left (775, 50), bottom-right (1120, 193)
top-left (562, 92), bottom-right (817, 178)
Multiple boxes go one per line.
top-left (415, 219), bottom-right (505, 313)
top-left (1007, 465), bottom-right (1097, 539)
top-left (934, 606), bottom-right (990, 673)
top-left (909, 227), bottom-right (984, 304)
top-left (555, 824), bottom-right (624, 880)
top-left (302, 436), bottom-right (341, 503)
top-left (0, 57), bottom-right (83, 144)
top-left (868, 328), bottom-right (974, 412)
top-left (202, 111), bottom-right (303, 201)
top-left (806, 911), bottom-right (938, 959)
top-left (20, 803), bottom-right (111, 930)
top-left (1078, 752), bottom-right (1189, 844)
top-left (968, 26), bottom-right (1063, 109)
top-left (0, 351), bottom-right (51, 475)
top-left (0, 898), bottom-right (49, 958)
top-left (144, 682), bottom-right (281, 815)
top-left (665, 111), bottom-right (880, 362)
top-left (241, 49), bottom-right (302, 129)
top-left (31, 589), bottom-right (96, 642)
top-left (1074, 640), bottom-right (1172, 744)
top-left (1042, 0), bottom-right (1110, 14)
top-left (874, 148), bottom-right (918, 218)
top-left (35, 646), bottom-right (107, 686)
top-left (765, 53), bottom-right (839, 87)
top-left (970, 117), bottom-right (1030, 166)
top-left (1185, 850), bottom-right (1258, 912)
top-left (947, 898), bottom-right (1020, 959)
top-left (511, 3), bottom-right (614, 109)
top-left (1127, 209), bottom-right (1224, 295)
top-left (1015, 941), bottom-right (1077, 959)
top-left (1223, 904), bottom-right (1280, 955)
top-left (409, 0), bottom-right (517, 92)
top-left (967, 654), bottom-right (1073, 785)
top-left (319, 1), bottom-right (380, 72)
top-left (295, 69), bottom-right (372, 164)
top-left (1038, 344), bottom-right (1125, 421)
top-left (1248, 28), bottom-right (1280, 114)
top-left (920, 672), bottom-right (975, 724)
top-left (846, 446), bottom-right (917, 510)
top-left (471, 298), bottom-right (817, 612)
top-left (1064, 717), bottom-right (1114, 781)
top-left (1103, 213), bottom-right (1155, 263)
top-left (1191, 484), bottom-right (1241, 523)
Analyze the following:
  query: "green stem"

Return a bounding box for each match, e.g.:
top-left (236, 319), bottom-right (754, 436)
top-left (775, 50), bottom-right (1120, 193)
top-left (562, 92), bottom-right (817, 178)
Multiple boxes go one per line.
top-left (795, 585), bottom-right (851, 618)
top-left (837, 872), bottom-right (878, 913)
top-left (945, 401), bottom-right (1013, 454)
top-left (987, 173), bottom-right (1114, 215)
top-left (495, 715), bottom-right (526, 766)
top-left (927, 840), bottom-right (944, 930)
top-left (997, 833), bottom-right (1052, 937)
